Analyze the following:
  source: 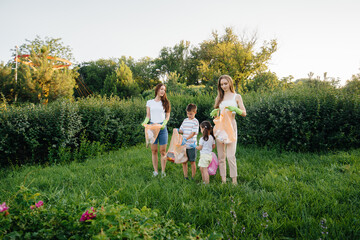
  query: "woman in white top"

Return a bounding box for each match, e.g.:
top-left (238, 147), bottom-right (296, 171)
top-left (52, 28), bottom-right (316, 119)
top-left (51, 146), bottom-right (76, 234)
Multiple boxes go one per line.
top-left (141, 83), bottom-right (171, 177)
top-left (210, 75), bottom-right (246, 185)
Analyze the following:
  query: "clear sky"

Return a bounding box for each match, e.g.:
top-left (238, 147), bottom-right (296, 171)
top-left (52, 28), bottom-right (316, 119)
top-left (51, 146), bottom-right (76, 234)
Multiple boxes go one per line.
top-left (1, 0), bottom-right (359, 85)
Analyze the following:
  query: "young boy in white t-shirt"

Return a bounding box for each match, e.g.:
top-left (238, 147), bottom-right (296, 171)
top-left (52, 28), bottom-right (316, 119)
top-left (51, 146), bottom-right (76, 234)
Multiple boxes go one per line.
top-left (177, 103), bottom-right (199, 180)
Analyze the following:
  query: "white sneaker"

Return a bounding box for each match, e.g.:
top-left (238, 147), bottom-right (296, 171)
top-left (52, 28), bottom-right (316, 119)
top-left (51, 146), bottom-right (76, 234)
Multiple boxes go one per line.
top-left (153, 171), bottom-right (158, 177)
top-left (161, 172), bottom-right (166, 177)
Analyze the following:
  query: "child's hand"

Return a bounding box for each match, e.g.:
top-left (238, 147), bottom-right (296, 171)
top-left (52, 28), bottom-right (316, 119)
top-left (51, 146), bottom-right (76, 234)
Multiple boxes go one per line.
top-left (189, 142), bottom-right (196, 148)
top-left (181, 138), bottom-right (187, 146)
top-left (173, 128), bottom-right (178, 133)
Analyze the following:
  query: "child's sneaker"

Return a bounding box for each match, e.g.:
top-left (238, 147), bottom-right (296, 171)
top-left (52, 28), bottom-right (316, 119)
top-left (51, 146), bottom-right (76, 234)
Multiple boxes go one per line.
top-left (153, 171), bottom-right (159, 177)
top-left (161, 172), bottom-right (166, 178)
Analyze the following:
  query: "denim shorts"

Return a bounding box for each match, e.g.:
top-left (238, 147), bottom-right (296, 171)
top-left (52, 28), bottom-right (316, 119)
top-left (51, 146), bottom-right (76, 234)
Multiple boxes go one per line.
top-left (152, 123), bottom-right (168, 145)
top-left (186, 148), bottom-right (197, 162)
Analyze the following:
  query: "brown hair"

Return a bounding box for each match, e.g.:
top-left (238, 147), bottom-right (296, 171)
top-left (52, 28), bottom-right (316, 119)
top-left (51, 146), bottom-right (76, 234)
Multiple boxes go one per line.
top-left (186, 103), bottom-right (197, 112)
top-left (214, 75), bottom-right (235, 109)
top-left (200, 120), bottom-right (215, 141)
top-left (154, 83), bottom-right (171, 113)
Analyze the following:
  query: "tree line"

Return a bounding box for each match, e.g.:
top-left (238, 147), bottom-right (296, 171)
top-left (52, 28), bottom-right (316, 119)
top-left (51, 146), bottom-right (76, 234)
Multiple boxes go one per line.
top-left (1, 27), bottom-right (359, 105)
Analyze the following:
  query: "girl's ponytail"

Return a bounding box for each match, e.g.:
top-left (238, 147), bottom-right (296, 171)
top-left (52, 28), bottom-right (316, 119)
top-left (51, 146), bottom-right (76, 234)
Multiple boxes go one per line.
top-left (200, 121), bottom-right (214, 141)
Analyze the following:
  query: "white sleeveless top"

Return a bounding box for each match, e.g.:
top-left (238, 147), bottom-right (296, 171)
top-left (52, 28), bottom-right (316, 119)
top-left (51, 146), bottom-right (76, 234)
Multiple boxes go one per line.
top-left (219, 93), bottom-right (238, 113)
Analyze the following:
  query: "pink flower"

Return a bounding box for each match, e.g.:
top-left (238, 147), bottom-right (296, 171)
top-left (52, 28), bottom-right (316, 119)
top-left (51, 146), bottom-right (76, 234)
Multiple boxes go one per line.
top-left (35, 201), bottom-right (44, 208)
top-left (79, 207), bottom-right (96, 222)
top-left (30, 201), bottom-right (44, 209)
top-left (0, 202), bottom-right (9, 212)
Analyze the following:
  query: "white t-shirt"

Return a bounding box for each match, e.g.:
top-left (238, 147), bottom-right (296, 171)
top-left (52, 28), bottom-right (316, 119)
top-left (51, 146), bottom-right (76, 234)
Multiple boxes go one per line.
top-left (199, 135), bottom-right (215, 155)
top-left (146, 99), bottom-right (165, 123)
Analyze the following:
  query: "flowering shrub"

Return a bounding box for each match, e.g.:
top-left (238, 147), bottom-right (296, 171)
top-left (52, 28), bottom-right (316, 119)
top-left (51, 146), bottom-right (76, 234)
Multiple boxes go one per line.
top-left (0, 202), bottom-right (9, 217)
top-left (0, 202), bottom-right (9, 212)
top-left (30, 200), bottom-right (44, 209)
top-left (0, 185), bottom-right (213, 239)
top-left (79, 207), bottom-right (96, 222)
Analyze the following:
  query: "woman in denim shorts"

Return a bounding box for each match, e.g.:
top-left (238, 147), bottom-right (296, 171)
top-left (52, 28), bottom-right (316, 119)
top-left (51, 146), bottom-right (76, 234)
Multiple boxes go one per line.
top-left (141, 83), bottom-right (171, 177)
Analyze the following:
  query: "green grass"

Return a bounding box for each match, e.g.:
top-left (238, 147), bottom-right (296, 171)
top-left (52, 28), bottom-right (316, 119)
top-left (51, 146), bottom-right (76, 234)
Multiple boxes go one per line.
top-left (1, 144), bottom-right (360, 239)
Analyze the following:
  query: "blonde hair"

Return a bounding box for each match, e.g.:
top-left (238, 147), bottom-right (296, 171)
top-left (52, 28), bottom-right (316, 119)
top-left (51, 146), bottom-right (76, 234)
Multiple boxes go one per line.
top-left (214, 75), bottom-right (235, 109)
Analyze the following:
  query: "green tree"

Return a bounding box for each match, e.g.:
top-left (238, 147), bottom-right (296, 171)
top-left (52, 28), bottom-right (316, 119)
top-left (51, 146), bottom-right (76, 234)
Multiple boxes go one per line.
top-left (16, 36), bottom-right (74, 61)
top-left (248, 71), bottom-right (280, 92)
top-left (103, 61), bottom-right (140, 99)
top-left (165, 71), bottom-right (186, 94)
top-left (279, 75), bottom-right (294, 90)
top-left (343, 72), bottom-right (360, 95)
top-left (12, 36), bottom-right (77, 103)
top-left (17, 46), bottom-right (77, 103)
top-left (77, 59), bottom-right (117, 95)
top-left (0, 62), bottom-right (15, 102)
top-left (184, 47), bottom-right (201, 85)
top-left (197, 27), bottom-right (277, 93)
top-left (120, 56), bottom-right (160, 92)
top-left (155, 40), bottom-right (199, 85)
top-left (293, 78), bottom-right (336, 91)
top-left (294, 71), bottom-right (340, 90)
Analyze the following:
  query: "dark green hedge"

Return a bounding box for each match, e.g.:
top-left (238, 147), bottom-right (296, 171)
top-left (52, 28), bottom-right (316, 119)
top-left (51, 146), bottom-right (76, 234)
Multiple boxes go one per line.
top-left (1, 85), bottom-right (359, 166)
top-left (0, 97), bottom-right (140, 166)
top-left (0, 101), bottom-right (82, 165)
top-left (238, 86), bottom-right (360, 151)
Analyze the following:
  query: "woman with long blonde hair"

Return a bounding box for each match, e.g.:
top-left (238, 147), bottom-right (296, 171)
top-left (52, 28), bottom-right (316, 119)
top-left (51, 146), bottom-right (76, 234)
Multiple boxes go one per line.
top-left (210, 75), bottom-right (246, 184)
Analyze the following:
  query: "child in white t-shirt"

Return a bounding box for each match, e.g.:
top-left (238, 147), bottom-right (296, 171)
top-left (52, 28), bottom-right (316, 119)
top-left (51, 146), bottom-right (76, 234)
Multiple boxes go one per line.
top-left (195, 121), bottom-right (216, 184)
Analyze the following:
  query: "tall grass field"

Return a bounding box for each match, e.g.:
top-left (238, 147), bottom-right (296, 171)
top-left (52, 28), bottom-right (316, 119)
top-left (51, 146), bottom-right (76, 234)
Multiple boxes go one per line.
top-left (1, 143), bottom-right (359, 239)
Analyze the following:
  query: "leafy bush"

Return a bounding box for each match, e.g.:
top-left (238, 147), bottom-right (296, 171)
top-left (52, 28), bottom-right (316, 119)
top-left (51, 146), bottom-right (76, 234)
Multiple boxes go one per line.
top-left (77, 95), bottom-right (145, 149)
top-left (1, 84), bottom-right (359, 166)
top-left (1, 185), bottom-right (211, 239)
top-left (0, 96), bottom-right (146, 166)
top-left (238, 84), bottom-right (360, 151)
top-left (0, 100), bottom-right (82, 165)
top-left (167, 93), bottom-right (215, 129)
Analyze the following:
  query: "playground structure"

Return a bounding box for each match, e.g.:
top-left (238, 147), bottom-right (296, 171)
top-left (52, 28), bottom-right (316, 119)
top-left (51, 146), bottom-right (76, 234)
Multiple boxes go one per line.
top-left (14, 53), bottom-right (92, 102)
top-left (15, 54), bottom-right (72, 70)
